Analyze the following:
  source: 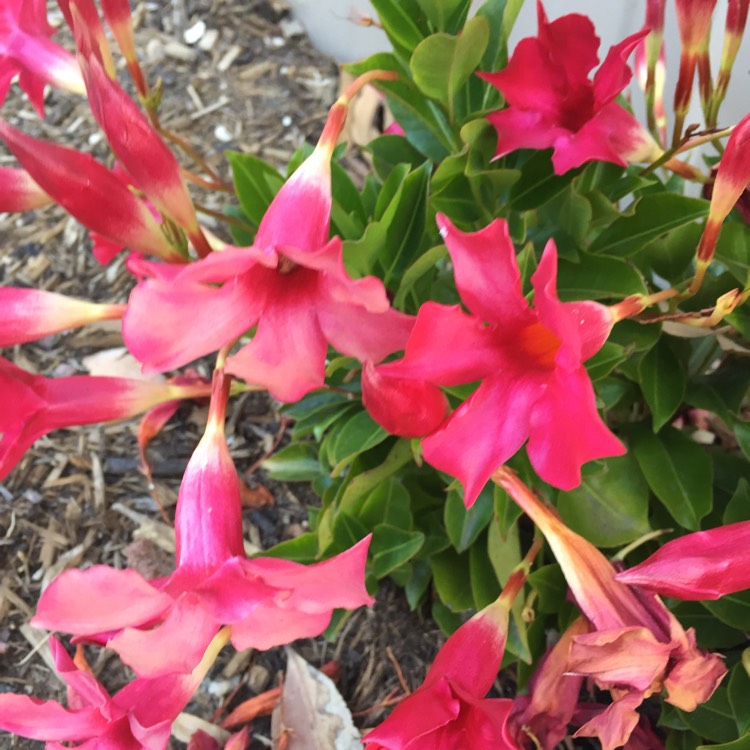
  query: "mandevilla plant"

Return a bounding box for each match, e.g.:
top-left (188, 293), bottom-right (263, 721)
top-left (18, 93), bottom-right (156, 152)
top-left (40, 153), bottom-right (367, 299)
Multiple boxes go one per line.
top-left (1, 0), bottom-right (749, 747)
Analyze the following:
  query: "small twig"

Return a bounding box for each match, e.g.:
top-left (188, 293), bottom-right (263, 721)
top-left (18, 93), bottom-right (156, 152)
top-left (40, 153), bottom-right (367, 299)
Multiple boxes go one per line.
top-left (386, 646), bottom-right (411, 696)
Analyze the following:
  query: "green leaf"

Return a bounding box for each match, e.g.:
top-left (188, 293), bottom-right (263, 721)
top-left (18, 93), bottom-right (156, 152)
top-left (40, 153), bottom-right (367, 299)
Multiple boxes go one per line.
top-left (339, 439), bottom-right (414, 508)
top-left (226, 151), bottom-right (284, 227)
top-left (638, 338), bottom-right (687, 431)
top-left (358, 478), bottom-right (413, 530)
top-left (394, 244), bottom-right (448, 308)
top-left (370, 524), bottom-right (425, 578)
top-left (729, 654), bottom-right (750, 736)
top-left (527, 564), bottom-right (567, 614)
top-left (698, 737), bottom-right (750, 750)
top-left (493, 483), bottom-right (523, 538)
top-left (332, 512), bottom-right (369, 551)
top-left (415, 0), bottom-right (468, 31)
top-left (671, 602), bottom-right (748, 650)
top-left (556, 253), bottom-right (646, 299)
top-left (586, 341), bottom-right (628, 381)
top-left (725, 479), bottom-right (750, 524)
top-left (509, 150), bottom-right (576, 210)
top-left (631, 426), bottom-right (713, 530)
top-left (410, 17), bottom-right (489, 114)
top-left (715, 221), bottom-right (750, 285)
top-left (470, 534), bottom-right (501, 608)
top-left (405, 559), bottom-right (433, 609)
top-left (735, 421), bottom-right (750, 462)
top-left (327, 411), bottom-right (389, 475)
top-left (703, 590), bottom-right (750, 630)
top-left (262, 443), bottom-right (321, 481)
top-left (367, 134), bottom-right (426, 181)
top-left (487, 520), bottom-right (521, 586)
top-left (445, 483), bottom-right (494, 552)
top-left (431, 547), bottom-right (474, 611)
top-left (679, 686), bottom-right (738, 744)
top-left (557, 454), bottom-right (651, 547)
top-left (263, 532), bottom-right (320, 563)
top-left (589, 193), bottom-right (709, 257)
top-left (370, 0), bottom-right (425, 55)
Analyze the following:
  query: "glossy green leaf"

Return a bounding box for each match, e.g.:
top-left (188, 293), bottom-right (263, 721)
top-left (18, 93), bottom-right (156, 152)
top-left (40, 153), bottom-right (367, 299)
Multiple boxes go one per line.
top-left (415, 0), bottom-right (468, 31)
top-left (698, 737), bottom-right (750, 750)
top-left (728, 654), bottom-right (750, 736)
top-left (370, 0), bottom-right (425, 55)
top-left (703, 590), bottom-right (750, 630)
top-left (410, 17), bottom-right (489, 114)
top-left (735, 421), bottom-right (750, 462)
top-left (586, 341), bottom-right (628, 381)
top-left (431, 547), bottom-right (474, 611)
top-left (715, 221), bottom-right (750, 284)
top-left (405, 559), bottom-right (433, 609)
top-left (263, 532), bottom-right (320, 563)
top-left (332, 511), bottom-right (369, 550)
top-left (556, 253), bottom-right (646, 299)
top-left (445, 483), bottom-right (494, 552)
top-left (678, 686), bottom-right (738, 744)
top-left (262, 443), bottom-right (321, 482)
top-left (226, 151), bottom-right (284, 227)
top-left (469, 534), bottom-right (501, 608)
top-left (589, 193), bottom-right (709, 257)
top-left (339, 440), bottom-right (414, 508)
top-left (724, 479), bottom-right (750, 524)
top-left (370, 524), bottom-right (425, 578)
top-left (358, 478), bottom-right (413, 530)
top-left (527, 564), bottom-right (566, 614)
top-left (638, 338), bottom-right (687, 431)
top-left (631, 426), bottom-right (713, 530)
top-left (328, 411), bottom-right (389, 475)
top-left (557, 454), bottom-right (651, 547)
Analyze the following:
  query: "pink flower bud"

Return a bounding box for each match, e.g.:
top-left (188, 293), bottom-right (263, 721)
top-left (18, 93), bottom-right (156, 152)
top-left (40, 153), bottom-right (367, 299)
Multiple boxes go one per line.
top-left (0, 287), bottom-right (125, 346)
top-left (0, 166), bottom-right (51, 211)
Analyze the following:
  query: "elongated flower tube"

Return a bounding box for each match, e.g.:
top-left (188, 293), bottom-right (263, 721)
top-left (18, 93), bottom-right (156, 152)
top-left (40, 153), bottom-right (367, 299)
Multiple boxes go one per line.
top-left (479, 2), bottom-right (660, 175)
top-left (0, 287), bottom-right (125, 346)
top-left (0, 0), bottom-right (85, 116)
top-left (0, 119), bottom-right (183, 263)
top-left (363, 547), bottom-right (539, 750)
top-left (123, 70), bottom-right (414, 402)
top-left (508, 617), bottom-right (588, 750)
top-left (672, 0), bottom-right (719, 145)
top-left (689, 113), bottom-right (750, 293)
top-left (0, 166), bottom-right (51, 212)
top-left (58, 0), bottom-right (116, 78)
top-left (101, 0), bottom-right (148, 95)
top-left (616, 521), bottom-right (750, 599)
top-left (636, 38), bottom-right (667, 147)
top-left (0, 629), bottom-right (230, 749)
top-left (363, 214), bottom-right (624, 505)
top-left (708, 0), bottom-right (750, 126)
top-left (642, 0), bottom-right (667, 143)
top-left (34, 367), bottom-right (374, 677)
top-left (0, 356), bottom-right (210, 481)
top-left (493, 467), bottom-right (726, 750)
top-left (72, 14), bottom-right (212, 258)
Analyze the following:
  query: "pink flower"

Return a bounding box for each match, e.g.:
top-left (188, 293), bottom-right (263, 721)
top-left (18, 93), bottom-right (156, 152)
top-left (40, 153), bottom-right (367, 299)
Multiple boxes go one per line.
top-left (673, 0), bottom-right (718, 141)
top-left (0, 0), bottom-right (85, 116)
top-left (494, 468), bottom-right (727, 750)
top-left (363, 214), bottom-right (624, 505)
top-left (71, 14), bottom-right (211, 257)
top-left (100, 0), bottom-right (147, 95)
top-left (0, 356), bottom-right (209, 481)
top-left (0, 630), bottom-right (229, 749)
top-left (123, 74), bottom-right (413, 402)
top-left (615, 521), bottom-right (750, 600)
top-left (363, 559), bottom-right (532, 750)
top-left (479, 1), bottom-right (658, 175)
top-left (0, 287), bottom-right (125, 346)
top-left (0, 119), bottom-right (184, 263)
top-left (690, 112), bottom-right (750, 292)
top-left (0, 165), bottom-right (51, 211)
top-left (33, 369), bottom-right (374, 676)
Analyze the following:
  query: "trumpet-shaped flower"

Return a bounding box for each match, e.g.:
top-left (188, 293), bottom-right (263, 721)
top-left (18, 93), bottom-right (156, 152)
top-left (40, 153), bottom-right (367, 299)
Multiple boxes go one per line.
top-left (0, 0), bottom-right (85, 116)
top-left (34, 369), bottom-right (374, 677)
top-left (0, 355), bottom-right (210, 481)
top-left (615, 520), bottom-right (750, 599)
top-left (364, 557), bottom-right (532, 750)
top-left (0, 631), bottom-right (229, 749)
top-left (494, 468), bottom-right (727, 750)
top-left (71, 14), bottom-right (211, 257)
top-left (0, 166), bottom-right (51, 211)
top-left (691, 113), bottom-right (750, 292)
top-left (363, 214), bottom-right (624, 505)
top-left (123, 74), bottom-right (413, 402)
top-left (0, 120), bottom-right (183, 263)
top-left (0, 287), bottom-right (125, 346)
top-left (479, 1), bottom-right (658, 175)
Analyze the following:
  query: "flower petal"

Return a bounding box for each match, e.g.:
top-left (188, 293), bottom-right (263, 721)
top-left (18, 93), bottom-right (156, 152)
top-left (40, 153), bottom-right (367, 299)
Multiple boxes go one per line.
top-left (593, 29), bottom-right (648, 106)
top-left (615, 520), bottom-right (750, 600)
top-left (437, 214), bottom-right (531, 326)
top-left (486, 107), bottom-right (566, 162)
top-left (423, 374), bottom-right (546, 507)
top-left (527, 366), bottom-right (625, 490)
top-left (225, 270), bottom-right (328, 402)
top-left (33, 566), bottom-right (172, 635)
top-left (0, 695), bottom-right (108, 741)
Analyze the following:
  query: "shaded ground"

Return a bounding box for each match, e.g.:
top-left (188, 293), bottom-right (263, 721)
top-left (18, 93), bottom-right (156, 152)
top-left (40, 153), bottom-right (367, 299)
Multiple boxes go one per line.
top-left (0, 1), bottom-right (441, 747)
